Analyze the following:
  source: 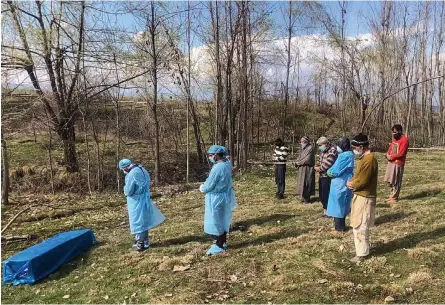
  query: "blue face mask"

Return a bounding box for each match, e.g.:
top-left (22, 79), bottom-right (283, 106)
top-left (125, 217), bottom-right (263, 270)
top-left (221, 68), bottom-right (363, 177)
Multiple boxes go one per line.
top-left (319, 145), bottom-right (327, 152)
top-left (336, 146), bottom-right (343, 154)
top-left (209, 156), bottom-right (216, 164)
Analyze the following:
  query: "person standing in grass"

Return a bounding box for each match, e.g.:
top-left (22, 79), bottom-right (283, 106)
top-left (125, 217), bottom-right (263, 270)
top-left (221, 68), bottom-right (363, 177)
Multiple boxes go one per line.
top-left (326, 137), bottom-right (354, 232)
top-left (384, 124), bottom-right (409, 204)
top-left (200, 145), bottom-right (234, 255)
top-left (346, 134), bottom-right (378, 263)
top-left (295, 136), bottom-right (315, 203)
top-left (273, 138), bottom-right (289, 200)
top-left (119, 159), bottom-right (166, 252)
top-left (314, 137), bottom-right (338, 216)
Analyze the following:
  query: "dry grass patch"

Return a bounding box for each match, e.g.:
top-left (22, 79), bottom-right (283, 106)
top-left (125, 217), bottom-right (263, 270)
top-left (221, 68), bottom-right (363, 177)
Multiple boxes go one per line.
top-left (2, 151), bottom-right (445, 303)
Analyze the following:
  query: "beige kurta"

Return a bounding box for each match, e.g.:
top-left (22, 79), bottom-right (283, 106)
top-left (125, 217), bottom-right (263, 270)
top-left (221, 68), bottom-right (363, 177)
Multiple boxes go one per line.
top-left (350, 194), bottom-right (376, 228)
top-left (384, 162), bottom-right (405, 200)
top-left (350, 194), bottom-right (376, 257)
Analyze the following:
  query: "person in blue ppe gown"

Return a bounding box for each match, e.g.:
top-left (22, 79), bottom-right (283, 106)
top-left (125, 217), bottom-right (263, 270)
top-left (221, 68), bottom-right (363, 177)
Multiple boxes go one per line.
top-left (217, 146), bottom-right (237, 211)
top-left (326, 138), bottom-right (354, 233)
top-left (119, 159), bottom-right (166, 252)
top-left (199, 145), bottom-right (234, 255)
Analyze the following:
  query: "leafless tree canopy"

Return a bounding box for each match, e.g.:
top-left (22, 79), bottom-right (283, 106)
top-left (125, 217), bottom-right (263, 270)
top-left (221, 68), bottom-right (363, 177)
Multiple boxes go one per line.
top-left (1, 1), bottom-right (444, 193)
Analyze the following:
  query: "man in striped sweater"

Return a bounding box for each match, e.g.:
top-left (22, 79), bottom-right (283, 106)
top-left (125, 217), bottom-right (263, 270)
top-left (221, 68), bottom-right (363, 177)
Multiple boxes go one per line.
top-left (314, 137), bottom-right (338, 216)
top-left (273, 138), bottom-right (289, 199)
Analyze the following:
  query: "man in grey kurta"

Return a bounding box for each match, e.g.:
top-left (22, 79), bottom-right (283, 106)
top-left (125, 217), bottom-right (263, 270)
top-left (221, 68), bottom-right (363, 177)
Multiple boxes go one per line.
top-left (295, 136), bottom-right (315, 203)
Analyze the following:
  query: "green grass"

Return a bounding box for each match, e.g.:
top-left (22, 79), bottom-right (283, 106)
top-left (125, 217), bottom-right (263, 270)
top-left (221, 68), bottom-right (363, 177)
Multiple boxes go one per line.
top-left (2, 151), bottom-right (445, 303)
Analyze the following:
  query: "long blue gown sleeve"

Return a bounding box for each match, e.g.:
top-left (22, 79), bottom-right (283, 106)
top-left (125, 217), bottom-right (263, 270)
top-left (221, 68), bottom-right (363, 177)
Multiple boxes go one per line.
top-left (124, 175), bottom-right (136, 197)
top-left (201, 166), bottom-right (221, 193)
top-left (327, 153), bottom-right (353, 178)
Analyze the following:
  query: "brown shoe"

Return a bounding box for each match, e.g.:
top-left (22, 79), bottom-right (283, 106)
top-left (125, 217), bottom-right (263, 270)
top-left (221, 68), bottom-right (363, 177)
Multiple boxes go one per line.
top-left (330, 230), bottom-right (345, 236)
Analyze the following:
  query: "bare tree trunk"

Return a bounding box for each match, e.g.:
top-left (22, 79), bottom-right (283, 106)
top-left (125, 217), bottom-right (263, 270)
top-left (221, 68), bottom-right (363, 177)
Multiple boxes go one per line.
top-left (340, 1), bottom-right (347, 135)
top-left (47, 123), bottom-right (55, 195)
top-left (90, 118), bottom-right (102, 191)
top-left (150, 0), bottom-right (161, 185)
top-left (435, 2), bottom-right (444, 144)
top-left (1, 135), bottom-right (9, 205)
top-left (111, 53), bottom-right (121, 192)
top-left (282, 0), bottom-right (293, 138)
top-left (241, 1), bottom-right (249, 170)
top-left (420, 3), bottom-right (430, 145)
top-left (81, 111), bottom-right (92, 195)
top-left (186, 1), bottom-right (191, 184)
top-left (210, 1), bottom-right (223, 145)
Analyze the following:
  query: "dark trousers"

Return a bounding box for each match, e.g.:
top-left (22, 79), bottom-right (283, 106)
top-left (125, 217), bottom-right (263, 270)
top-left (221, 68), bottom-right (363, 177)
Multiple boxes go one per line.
top-left (275, 164), bottom-right (286, 197)
top-left (215, 232), bottom-right (227, 249)
top-left (334, 217), bottom-right (346, 231)
top-left (319, 177), bottom-right (331, 210)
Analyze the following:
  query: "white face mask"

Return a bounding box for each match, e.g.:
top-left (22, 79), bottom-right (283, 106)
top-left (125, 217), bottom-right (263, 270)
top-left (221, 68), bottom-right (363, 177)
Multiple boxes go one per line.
top-left (353, 149), bottom-right (363, 156)
top-left (337, 146), bottom-right (343, 154)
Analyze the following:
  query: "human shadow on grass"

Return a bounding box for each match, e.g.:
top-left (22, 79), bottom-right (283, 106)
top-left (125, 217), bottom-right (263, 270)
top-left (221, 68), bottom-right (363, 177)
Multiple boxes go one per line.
top-left (231, 214), bottom-right (296, 232)
top-left (372, 226), bottom-right (445, 256)
top-left (153, 234), bottom-right (214, 248)
top-left (403, 188), bottom-right (443, 200)
top-left (230, 227), bottom-right (310, 250)
top-left (374, 211), bottom-right (415, 226)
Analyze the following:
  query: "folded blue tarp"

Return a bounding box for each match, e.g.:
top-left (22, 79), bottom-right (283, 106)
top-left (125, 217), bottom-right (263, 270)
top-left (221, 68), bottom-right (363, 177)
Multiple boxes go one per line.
top-left (3, 229), bottom-right (96, 285)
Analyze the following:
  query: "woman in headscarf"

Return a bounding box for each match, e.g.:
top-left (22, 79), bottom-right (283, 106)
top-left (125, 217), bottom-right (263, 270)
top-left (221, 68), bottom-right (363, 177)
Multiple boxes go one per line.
top-left (199, 145), bottom-right (234, 255)
top-left (295, 136), bottom-right (315, 203)
top-left (326, 137), bottom-right (354, 233)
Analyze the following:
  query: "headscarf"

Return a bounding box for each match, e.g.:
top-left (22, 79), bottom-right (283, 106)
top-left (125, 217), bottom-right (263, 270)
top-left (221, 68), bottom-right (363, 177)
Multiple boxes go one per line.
top-left (336, 137), bottom-right (351, 152)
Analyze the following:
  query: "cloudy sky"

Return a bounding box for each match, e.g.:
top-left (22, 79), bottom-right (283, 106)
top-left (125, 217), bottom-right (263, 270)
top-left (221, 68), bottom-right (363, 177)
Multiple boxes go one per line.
top-left (3, 1), bottom-right (444, 102)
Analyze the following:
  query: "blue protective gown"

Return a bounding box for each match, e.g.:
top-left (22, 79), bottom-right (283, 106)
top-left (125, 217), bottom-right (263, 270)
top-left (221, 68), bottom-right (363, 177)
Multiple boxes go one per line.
top-left (201, 160), bottom-right (233, 236)
top-left (124, 165), bottom-right (166, 234)
top-left (326, 151), bottom-right (354, 218)
top-left (224, 160), bottom-right (237, 211)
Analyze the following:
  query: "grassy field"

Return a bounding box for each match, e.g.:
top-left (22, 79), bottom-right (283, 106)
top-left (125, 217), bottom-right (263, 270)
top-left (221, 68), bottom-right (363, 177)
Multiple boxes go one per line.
top-left (1, 151), bottom-right (445, 303)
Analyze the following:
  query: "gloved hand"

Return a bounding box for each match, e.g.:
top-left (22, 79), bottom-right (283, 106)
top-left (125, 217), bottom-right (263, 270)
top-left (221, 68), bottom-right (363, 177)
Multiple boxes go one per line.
top-left (199, 184), bottom-right (205, 193)
top-left (327, 171), bottom-right (333, 178)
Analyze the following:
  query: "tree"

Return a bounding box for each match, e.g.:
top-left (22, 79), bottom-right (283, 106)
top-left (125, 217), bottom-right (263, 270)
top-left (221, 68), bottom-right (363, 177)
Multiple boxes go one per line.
top-left (3, 1), bottom-right (86, 172)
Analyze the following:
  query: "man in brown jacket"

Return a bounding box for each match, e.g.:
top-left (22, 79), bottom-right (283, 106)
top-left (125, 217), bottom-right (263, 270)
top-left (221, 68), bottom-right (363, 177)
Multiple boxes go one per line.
top-left (346, 133), bottom-right (378, 263)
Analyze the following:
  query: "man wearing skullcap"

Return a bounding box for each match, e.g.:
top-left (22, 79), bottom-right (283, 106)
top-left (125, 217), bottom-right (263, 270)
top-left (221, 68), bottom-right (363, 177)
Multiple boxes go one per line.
top-left (346, 134), bottom-right (378, 262)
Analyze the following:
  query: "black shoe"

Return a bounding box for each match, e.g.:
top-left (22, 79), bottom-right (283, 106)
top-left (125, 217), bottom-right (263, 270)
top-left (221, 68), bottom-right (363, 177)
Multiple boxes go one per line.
top-left (133, 241), bottom-right (146, 252)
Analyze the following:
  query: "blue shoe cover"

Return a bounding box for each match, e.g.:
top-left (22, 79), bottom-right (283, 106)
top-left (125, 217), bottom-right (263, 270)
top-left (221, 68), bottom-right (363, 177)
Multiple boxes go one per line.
top-left (223, 242), bottom-right (228, 250)
top-left (206, 244), bottom-right (225, 255)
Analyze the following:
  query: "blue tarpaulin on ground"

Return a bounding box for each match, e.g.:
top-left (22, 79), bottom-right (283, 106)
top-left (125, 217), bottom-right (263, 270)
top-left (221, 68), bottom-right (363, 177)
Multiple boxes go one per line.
top-left (2, 229), bottom-right (96, 285)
